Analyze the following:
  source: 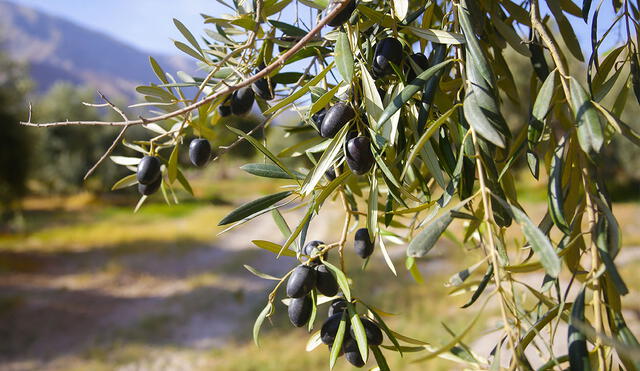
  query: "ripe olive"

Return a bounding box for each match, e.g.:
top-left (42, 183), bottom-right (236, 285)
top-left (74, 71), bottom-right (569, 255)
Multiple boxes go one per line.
top-left (302, 240), bottom-right (327, 260)
top-left (138, 175), bottom-right (162, 196)
top-left (312, 108), bottom-right (327, 131)
top-left (345, 136), bottom-right (374, 175)
top-left (286, 265), bottom-right (317, 298)
top-left (354, 228), bottom-right (374, 258)
top-left (372, 37), bottom-right (403, 79)
top-left (137, 155), bottom-right (161, 185)
top-left (189, 139), bottom-right (211, 167)
top-left (321, 313), bottom-right (347, 345)
top-left (327, 0), bottom-right (357, 28)
top-left (320, 102), bottom-right (355, 138)
top-left (288, 294), bottom-right (313, 327)
top-left (328, 298), bottom-right (348, 317)
top-left (252, 65), bottom-right (275, 100)
top-left (344, 335), bottom-right (367, 367)
top-left (325, 168), bottom-right (336, 181)
top-left (218, 95), bottom-right (232, 117)
top-left (315, 264), bottom-right (339, 297)
top-left (350, 317), bottom-right (383, 346)
top-left (230, 87), bottom-right (255, 115)
top-left (407, 52), bottom-right (429, 82)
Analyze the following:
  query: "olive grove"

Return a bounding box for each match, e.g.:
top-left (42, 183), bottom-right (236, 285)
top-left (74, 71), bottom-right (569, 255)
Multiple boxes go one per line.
top-left (21, 0), bottom-right (640, 369)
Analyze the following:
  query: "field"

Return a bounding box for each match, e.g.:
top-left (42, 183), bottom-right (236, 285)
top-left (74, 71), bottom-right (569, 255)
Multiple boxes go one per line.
top-left (1, 167), bottom-right (639, 371)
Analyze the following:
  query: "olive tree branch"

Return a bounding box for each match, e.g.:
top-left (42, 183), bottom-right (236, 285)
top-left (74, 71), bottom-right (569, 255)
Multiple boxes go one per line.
top-left (20, 0), bottom-right (350, 128)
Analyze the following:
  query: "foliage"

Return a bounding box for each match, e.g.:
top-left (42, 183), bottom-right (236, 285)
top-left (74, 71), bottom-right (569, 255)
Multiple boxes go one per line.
top-left (23, 0), bottom-right (640, 369)
top-left (0, 52), bottom-right (31, 218)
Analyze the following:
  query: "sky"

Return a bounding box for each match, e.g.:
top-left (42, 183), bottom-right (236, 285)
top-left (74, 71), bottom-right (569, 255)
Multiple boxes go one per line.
top-left (6, 0), bottom-right (621, 56)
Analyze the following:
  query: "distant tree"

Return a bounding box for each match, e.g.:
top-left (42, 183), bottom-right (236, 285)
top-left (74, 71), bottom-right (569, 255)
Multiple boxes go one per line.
top-left (0, 52), bottom-right (31, 223)
top-left (21, 0), bottom-right (640, 369)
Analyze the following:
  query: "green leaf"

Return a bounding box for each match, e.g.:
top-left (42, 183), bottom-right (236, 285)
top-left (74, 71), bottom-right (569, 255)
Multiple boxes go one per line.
top-left (111, 174), bottom-right (138, 190)
top-left (348, 303), bottom-right (369, 363)
top-left (244, 264), bottom-right (281, 280)
top-left (174, 41), bottom-right (206, 63)
top-left (309, 83), bottom-right (341, 117)
top-left (378, 233), bottom-right (397, 276)
top-left (329, 312), bottom-right (347, 369)
top-left (529, 70), bottom-right (557, 147)
top-left (494, 197), bottom-right (562, 278)
top-left (404, 26), bottom-right (465, 44)
top-left (149, 57), bottom-right (169, 84)
top-left (227, 126), bottom-right (298, 180)
top-left (378, 60), bottom-right (452, 129)
top-left (168, 145), bottom-right (179, 184)
top-left (545, 0), bottom-right (584, 61)
top-left (548, 136), bottom-right (571, 234)
top-left (335, 31), bottom-right (354, 82)
top-left (491, 16), bottom-right (531, 57)
top-left (218, 191), bottom-right (293, 226)
top-left (301, 124), bottom-right (350, 195)
top-left (267, 19), bottom-right (307, 36)
top-left (407, 210), bottom-right (454, 258)
top-left (252, 239), bottom-right (297, 257)
top-left (174, 18), bottom-right (202, 54)
top-left (264, 62), bottom-right (334, 115)
top-left (461, 264), bottom-right (493, 308)
top-left (240, 163), bottom-right (305, 180)
top-left (371, 346), bottom-right (391, 371)
top-left (569, 78), bottom-right (603, 158)
top-left (568, 288), bottom-right (590, 370)
top-left (176, 169), bottom-right (194, 196)
top-left (272, 209), bottom-right (292, 240)
top-left (322, 259), bottom-right (351, 301)
top-left (253, 302), bottom-right (273, 347)
top-left (368, 172), bottom-right (379, 241)
top-left (110, 156), bottom-right (141, 166)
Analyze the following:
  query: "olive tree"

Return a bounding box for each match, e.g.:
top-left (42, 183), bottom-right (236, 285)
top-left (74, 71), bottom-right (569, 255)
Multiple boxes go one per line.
top-left (22, 0), bottom-right (640, 369)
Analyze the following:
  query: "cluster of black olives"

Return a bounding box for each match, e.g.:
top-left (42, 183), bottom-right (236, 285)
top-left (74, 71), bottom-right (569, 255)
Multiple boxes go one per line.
top-left (372, 37), bottom-right (430, 82)
top-left (286, 241), bottom-right (339, 327)
top-left (135, 138), bottom-right (212, 196)
top-left (320, 298), bottom-right (383, 367)
top-left (219, 66), bottom-right (276, 117)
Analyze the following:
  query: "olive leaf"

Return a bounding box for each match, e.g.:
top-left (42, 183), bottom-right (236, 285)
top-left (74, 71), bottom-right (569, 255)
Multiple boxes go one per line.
top-left (568, 288), bottom-right (590, 370)
top-left (253, 302), bottom-right (273, 347)
top-left (569, 77), bottom-right (604, 159)
top-left (348, 303), bottom-right (369, 363)
top-left (407, 209), bottom-right (454, 258)
top-left (218, 191), bottom-right (293, 225)
top-left (241, 163), bottom-right (306, 180)
top-left (334, 30), bottom-right (354, 82)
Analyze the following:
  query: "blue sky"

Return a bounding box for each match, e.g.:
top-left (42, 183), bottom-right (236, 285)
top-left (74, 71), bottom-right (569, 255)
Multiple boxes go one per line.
top-left (7, 0), bottom-right (620, 56)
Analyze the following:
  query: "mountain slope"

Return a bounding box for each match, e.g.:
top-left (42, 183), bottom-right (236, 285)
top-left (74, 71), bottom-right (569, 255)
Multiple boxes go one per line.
top-left (0, 0), bottom-right (195, 98)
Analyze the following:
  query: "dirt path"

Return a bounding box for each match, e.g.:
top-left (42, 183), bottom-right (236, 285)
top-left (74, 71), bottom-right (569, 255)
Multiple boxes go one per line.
top-left (0, 203), bottom-right (342, 371)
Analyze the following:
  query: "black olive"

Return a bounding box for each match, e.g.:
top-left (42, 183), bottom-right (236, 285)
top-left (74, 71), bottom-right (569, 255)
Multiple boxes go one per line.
top-left (252, 65), bottom-right (276, 100)
top-left (344, 335), bottom-right (367, 367)
top-left (230, 87), bottom-right (255, 115)
top-left (350, 317), bottom-right (383, 346)
top-left (288, 294), bottom-right (313, 327)
top-left (302, 240), bottom-right (328, 260)
top-left (312, 108), bottom-right (327, 131)
top-left (321, 313), bottom-right (348, 345)
top-left (189, 139), bottom-right (211, 167)
top-left (345, 136), bottom-right (374, 175)
top-left (328, 298), bottom-right (348, 317)
top-left (406, 52), bottom-right (429, 82)
top-left (354, 228), bottom-right (374, 258)
top-left (218, 95), bottom-right (232, 117)
top-left (372, 37), bottom-right (403, 79)
top-left (138, 175), bottom-right (162, 196)
top-left (137, 156), bottom-right (161, 185)
top-left (315, 264), bottom-right (339, 297)
top-left (320, 102), bottom-right (355, 138)
top-left (286, 265), bottom-right (317, 298)
top-left (327, 0), bottom-right (357, 28)
top-left (277, 35), bottom-right (301, 53)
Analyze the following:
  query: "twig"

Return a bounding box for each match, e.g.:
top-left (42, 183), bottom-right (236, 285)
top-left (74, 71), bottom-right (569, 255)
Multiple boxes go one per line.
top-left (20, 0), bottom-right (350, 128)
top-left (83, 91), bottom-right (132, 180)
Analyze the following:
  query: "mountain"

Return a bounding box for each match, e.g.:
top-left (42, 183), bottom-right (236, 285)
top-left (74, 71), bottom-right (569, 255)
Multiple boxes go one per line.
top-left (0, 0), bottom-right (196, 98)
